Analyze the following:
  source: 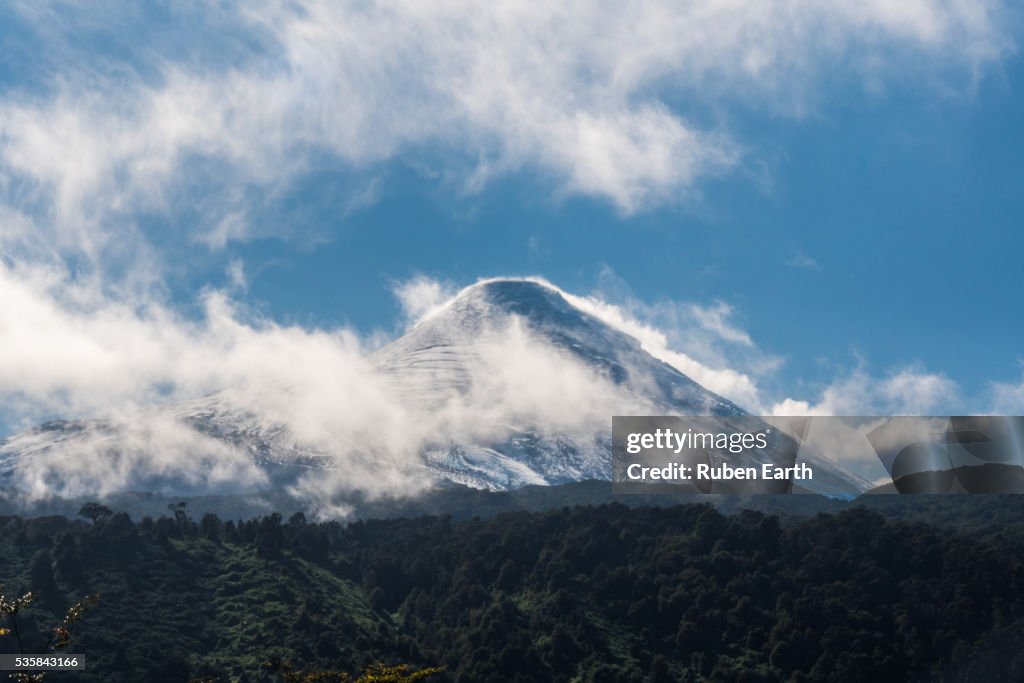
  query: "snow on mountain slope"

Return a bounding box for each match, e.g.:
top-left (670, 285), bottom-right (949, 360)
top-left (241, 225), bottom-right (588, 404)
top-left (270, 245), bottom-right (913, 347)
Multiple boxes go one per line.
top-left (374, 279), bottom-right (745, 416)
top-left (0, 279), bottom-right (871, 501)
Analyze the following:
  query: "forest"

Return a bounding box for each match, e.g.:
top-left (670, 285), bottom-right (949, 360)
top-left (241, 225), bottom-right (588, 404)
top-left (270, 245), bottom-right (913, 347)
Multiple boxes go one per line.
top-left (2, 496), bottom-right (1023, 682)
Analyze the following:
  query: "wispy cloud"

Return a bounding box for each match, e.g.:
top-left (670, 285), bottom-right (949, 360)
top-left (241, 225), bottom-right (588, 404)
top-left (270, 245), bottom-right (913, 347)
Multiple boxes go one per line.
top-left (989, 368), bottom-right (1024, 414)
top-left (785, 252), bottom-right (822, 271)
top-left (552, 270), bottom-right (778, 411)
top-left (225, 259), bottom-right (247, 292)
top-left (0, 0), bottom-right (1013, 272)
top-left (393, 275), bottom-right (460, 325)
top-left (771, 365), bottom-right (960, 416)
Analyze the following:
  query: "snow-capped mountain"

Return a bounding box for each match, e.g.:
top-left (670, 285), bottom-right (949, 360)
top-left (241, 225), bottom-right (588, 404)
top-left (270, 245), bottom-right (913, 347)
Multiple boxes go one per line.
top-left (372, 279), bottom-right (745, 491)
top-left (0, 279), bottom-right (871, 500)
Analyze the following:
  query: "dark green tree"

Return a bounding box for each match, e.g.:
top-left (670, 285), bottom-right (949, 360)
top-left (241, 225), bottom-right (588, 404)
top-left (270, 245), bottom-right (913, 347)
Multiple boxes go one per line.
top-left (77, 502), bottom-right (113, 524)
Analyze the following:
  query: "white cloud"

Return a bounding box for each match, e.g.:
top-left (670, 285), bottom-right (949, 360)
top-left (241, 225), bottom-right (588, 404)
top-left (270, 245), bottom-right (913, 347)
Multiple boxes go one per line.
top-left (0, 260), bottom-right (370, 424)
top-left (785, 252), bottom-right (822, 271)
top-left (687, 302), bottom-right (755, 348)
top-left (226, 259), bottom-right (247, 291)
top-left (771, 366), bottom-right (960, 416)
top-left (989, 371), bottom-right (1024, 414)
top-left (546, 271), bottom-right (777, 410)
top-left (394, 275), bottom-right (459, 324)
top-left (0, 0), bottom-right (1013, 266)
top-left (9, 412), bottom-right (271, 502)
top-left (560, 291), bottom-right (767, 411)
top-left (881, 369), bottom-right (959, 413)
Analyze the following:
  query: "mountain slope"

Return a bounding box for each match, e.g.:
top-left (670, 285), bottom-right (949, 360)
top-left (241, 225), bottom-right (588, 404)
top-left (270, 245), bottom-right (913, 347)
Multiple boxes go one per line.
top-left (374, 279), bottom-right (745, 415)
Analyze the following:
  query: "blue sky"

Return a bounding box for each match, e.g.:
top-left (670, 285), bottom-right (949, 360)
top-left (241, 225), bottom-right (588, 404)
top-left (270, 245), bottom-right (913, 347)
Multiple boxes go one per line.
top-left (1, 1), bottom-right (1023, 435)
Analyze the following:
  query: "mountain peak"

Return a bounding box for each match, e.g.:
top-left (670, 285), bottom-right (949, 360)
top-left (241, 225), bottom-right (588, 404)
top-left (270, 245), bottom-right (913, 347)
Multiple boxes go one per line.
top-left (462, 277), bottom-right (564, 302)
top-left (383, 278), bottom-right (643, 377)
top-left (418, 278), bottom-right (627, 349)
top-left (445, 278), bottom-right (577, 321)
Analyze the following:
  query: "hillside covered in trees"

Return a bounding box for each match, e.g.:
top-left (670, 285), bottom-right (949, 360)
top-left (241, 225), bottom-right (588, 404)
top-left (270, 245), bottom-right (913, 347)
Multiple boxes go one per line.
top-left (2, 498), bottom-right (1024, 682)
